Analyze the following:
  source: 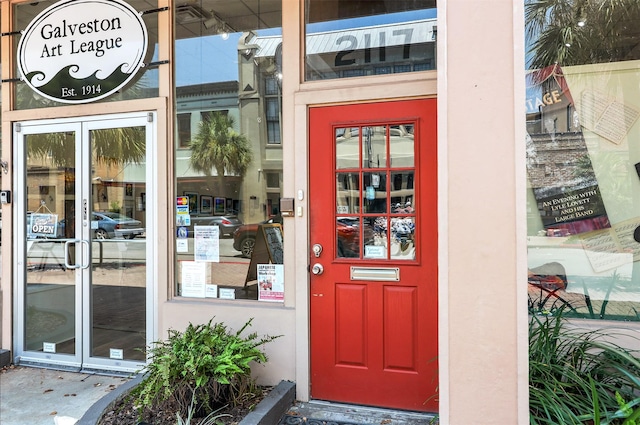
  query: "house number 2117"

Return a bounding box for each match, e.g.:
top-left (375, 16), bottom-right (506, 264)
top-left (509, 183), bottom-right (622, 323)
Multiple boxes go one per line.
top-left (334, 29), bottom-right (414, 66)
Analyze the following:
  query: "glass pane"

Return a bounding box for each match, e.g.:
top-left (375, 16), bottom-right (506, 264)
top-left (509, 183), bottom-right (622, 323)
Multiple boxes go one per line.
top-left (391, 171), bottom-right (415, 213)
top-left (362, 127), bottom-right (387, 169)
top-left (363, 172), bottom-right (387, 213)
top-left (89, 127), bottom-right (146, 360)
top-left (336, 172), bottom-right (360, 214)
top-left (525, 1), bottom-right (640, 320)
top-left (13, 0), bottom-right (159, 110)
top-left (305, 0), bottom-right (437, 81)
top-left (337, 217), bottom-right (361, 258)
top-left (364, 216), bottom-right (388, 259)
top-left (174, 1), bottom-right (283, 301)
top-left (390, 124), bottom-right (415, 167)
top-left (336, 127), bottom-right (360, 169)
top-left (390, 217), bottom-right (415, 260)
top-left (25, 132), bottom-right (76, 354)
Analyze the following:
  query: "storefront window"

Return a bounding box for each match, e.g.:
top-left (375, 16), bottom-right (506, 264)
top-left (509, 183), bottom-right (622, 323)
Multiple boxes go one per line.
top-left (13, 0), bottom-right (159, 110)
top-left (173, 1), bottom-right (283, 301)
top-left (526, 1), bottom-right (640, 320)
top-left (304, 0), bottom-right (436, 81)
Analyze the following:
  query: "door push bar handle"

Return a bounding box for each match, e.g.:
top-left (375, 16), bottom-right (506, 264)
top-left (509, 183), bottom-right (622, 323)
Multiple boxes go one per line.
top-left (64, 240), bottom-right (80, 269)
top-left (80, 239), bottom-right (90, 269)
top-left (64, 239), bottom-right (91, 269)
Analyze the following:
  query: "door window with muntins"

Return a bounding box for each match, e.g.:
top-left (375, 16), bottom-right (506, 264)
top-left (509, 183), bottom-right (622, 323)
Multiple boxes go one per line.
top-left (335, 124), bottom-right (416, 260)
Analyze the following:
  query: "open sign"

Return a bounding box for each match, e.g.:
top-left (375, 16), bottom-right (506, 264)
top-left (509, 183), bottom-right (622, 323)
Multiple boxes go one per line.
top-left (28, 213), bottom-right (59, 237)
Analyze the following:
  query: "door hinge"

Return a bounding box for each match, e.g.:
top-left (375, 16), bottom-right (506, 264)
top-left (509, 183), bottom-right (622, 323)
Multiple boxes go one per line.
top-left (14, 123), bottom-right (21, 133)
top-left (147, 112), bottom-right (154, 122)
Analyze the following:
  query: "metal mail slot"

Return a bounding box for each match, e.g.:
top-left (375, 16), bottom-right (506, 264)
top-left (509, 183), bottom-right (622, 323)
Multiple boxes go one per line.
top-left (350, 267), bottom-right (400, 281)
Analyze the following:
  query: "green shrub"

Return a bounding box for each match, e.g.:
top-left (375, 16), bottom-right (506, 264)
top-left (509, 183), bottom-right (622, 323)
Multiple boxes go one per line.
top-left (134, 317), bottom-right (280, 418)
top-left (529, 311), bottom-right (640, 424)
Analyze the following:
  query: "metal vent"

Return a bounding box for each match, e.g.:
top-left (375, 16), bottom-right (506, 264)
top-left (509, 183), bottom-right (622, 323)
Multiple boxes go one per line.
top-left (175, 4), bottom-right (208, 24)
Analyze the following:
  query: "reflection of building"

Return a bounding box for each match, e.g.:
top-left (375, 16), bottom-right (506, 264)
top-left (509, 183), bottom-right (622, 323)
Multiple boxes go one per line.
top-left (27, 156), bottom-right (146, 228)
top-left (238, 32), bottom-right (283, 222)
top-left (527, 133), bottom-right (594, 195)
top-left (175, 40), bottom-right (284, 224)
top-left (175, 81), bottom-right (246, 217)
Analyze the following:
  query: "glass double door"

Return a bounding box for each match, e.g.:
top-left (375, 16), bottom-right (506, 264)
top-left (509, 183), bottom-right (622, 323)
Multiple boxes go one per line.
top-left (14, 113), bottom-right (153, 373)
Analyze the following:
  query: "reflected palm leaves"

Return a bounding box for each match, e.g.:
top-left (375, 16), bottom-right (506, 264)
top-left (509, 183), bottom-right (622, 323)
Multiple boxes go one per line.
top-left (27, 127), bottom-right (146, 168)
top-left (526, 0), bottom-right (640, 68)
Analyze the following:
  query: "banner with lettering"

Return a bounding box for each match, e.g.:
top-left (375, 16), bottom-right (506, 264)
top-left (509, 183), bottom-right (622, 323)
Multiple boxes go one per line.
top-left (526, 64), bottom-right (610, 235)
top-left (17, 0), bottom-right (148, 104)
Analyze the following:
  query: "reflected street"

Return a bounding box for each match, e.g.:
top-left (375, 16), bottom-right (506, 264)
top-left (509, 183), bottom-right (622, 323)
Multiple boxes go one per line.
top-left (26, 236), bottom-right (247, 270)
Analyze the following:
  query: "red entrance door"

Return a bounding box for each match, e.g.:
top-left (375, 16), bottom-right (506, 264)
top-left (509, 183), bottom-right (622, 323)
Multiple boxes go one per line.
top-left (309, 99), bottom-right (438, 412)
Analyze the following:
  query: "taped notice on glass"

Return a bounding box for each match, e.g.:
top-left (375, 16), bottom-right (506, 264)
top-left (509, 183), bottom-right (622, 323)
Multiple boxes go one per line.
top-left (257, 264), bottom-right (284, 302)
top-left (194, 225), bottom-right (220, 262)
top-left (181, 261), bottom-right (207, 298)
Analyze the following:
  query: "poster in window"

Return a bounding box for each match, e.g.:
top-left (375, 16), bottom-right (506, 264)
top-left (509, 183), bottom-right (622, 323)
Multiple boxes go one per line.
top-left (214, 197), bottom-right (225, 215)
top-left (200, 196), bottom-right (212, 214)
top-left (184, 192), bottom-right (198, 213)
top-left (526, 64), bottom-right (610, 235)
top-left (257, 264), bottom-right (284, 302)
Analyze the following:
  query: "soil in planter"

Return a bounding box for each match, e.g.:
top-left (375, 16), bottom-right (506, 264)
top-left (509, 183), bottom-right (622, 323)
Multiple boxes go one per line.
top-left (98, 386), bottom-right (271, 425)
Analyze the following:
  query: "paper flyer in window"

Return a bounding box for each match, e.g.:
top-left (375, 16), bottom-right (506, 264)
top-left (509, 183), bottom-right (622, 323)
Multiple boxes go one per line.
top-left (579, 90), bottom-right (640, 145)
top-left (611, 218), bottom-right (640, 262)
top-left (194, 225), bottom-right (220, 262)
top-left (580, 217), bottom-right (640, 273)
top-left (526, 64), bottom-right (611, 236)
top-left (257, 264), bottom-right (284, 302)
top-left (580, 229), bottom-right (631, 273)
top-left (180, 261), bottom-right (207, 298)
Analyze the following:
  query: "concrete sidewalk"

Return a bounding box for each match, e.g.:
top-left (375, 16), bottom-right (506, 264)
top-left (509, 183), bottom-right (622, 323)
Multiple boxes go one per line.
top-left (0, 365), bottom-right (436, 425)
top-left (0, 365), bottom-right (130, 425)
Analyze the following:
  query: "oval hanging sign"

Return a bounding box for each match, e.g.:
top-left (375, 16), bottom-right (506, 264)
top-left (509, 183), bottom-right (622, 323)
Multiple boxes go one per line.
top-left (17, 0), bottom-right (148, 104)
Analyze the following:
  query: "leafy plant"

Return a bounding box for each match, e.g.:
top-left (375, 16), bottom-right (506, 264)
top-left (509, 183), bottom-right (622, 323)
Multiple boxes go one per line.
top-left (134, 317), bottom-right (280, 420)
top-left (529, 310), bottom-right (640, 424)
top-left (581, 272), bottom-right (620, 320)
top-left (108, 201), bottom-right (121, 213)
top-left (175, 391), bottom-right (231, 425)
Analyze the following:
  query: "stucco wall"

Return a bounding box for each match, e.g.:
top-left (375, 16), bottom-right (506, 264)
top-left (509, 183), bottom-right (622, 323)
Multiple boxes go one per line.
top-left (159, 301), bottom-right (296, 386)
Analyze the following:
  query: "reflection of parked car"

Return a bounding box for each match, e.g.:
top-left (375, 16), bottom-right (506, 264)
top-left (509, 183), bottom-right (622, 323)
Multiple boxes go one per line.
top-left (233, 216), bottom-right (283, 258)
top-left (336, 217), bottom-right (375, 258)
top-left (58, 212), bottom-right (144, 240)
top-left (232, 216), bottom-right (375, 259)
top-left (188, 215), bottom-right (243, 237)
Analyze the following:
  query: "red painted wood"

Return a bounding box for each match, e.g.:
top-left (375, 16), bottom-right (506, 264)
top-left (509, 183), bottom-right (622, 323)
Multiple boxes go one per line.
top-left (335, 283), bottom-right (367, 366)
top-left (309, 99), bottom-right (438, 412)
top-left (383, 285), bottom-right (418, 371)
